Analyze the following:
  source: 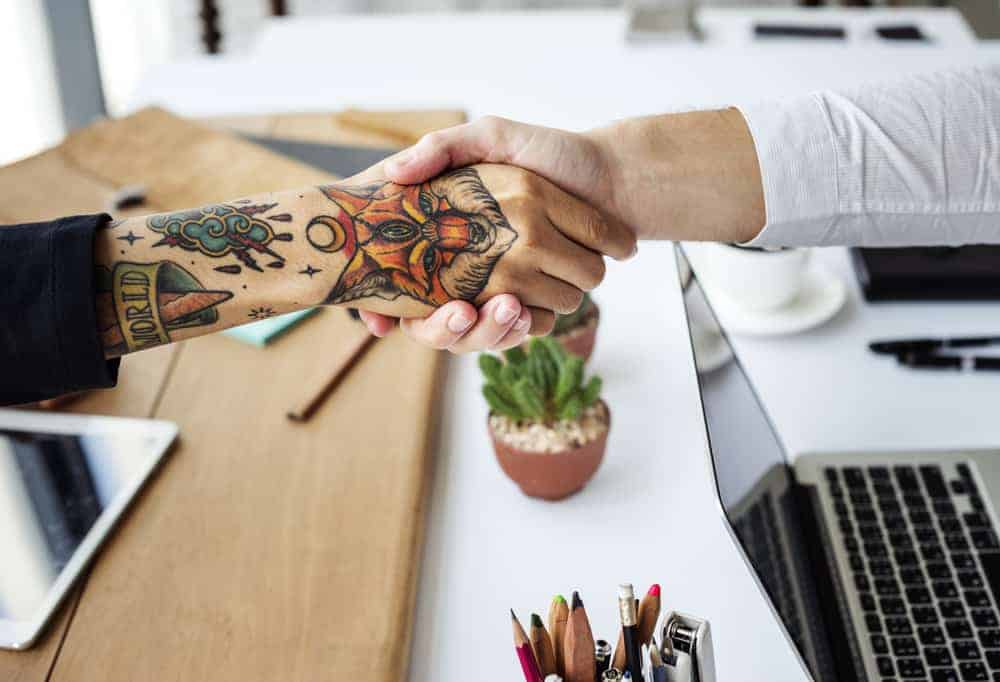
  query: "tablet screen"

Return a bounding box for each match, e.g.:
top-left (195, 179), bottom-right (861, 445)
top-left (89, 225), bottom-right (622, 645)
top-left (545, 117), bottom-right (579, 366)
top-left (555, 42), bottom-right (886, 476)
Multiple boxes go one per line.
top-left (0, 413), bottom-right (175, 648)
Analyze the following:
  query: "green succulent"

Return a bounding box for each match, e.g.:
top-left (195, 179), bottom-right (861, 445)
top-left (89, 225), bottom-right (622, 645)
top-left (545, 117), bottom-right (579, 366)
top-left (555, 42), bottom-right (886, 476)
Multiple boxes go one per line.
top-left (552, 293), bottom-right (595, 336)
top-left (479, 336), bottom-right (602, 423)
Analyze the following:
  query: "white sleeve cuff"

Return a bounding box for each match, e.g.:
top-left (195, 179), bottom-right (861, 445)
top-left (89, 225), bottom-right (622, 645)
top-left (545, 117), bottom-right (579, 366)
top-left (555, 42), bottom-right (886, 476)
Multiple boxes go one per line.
top-left (736, 94), bottom-right (840, 248)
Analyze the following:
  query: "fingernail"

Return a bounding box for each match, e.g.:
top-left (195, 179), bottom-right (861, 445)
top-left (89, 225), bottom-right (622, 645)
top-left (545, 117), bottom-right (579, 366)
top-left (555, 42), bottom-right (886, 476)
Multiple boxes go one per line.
top-left (447, 313), bottom-right (474, 333)
top-left (629, 242), bottom-right (639, 259)
top-left (495, 303), bottom-right (519, 325)
top-left (513, 315), bottom-right (530, 332)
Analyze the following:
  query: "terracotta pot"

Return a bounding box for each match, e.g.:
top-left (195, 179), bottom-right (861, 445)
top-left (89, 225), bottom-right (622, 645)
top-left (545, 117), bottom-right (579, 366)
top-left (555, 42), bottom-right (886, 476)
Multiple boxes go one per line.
top-left (554, 304), bottom-right (600, 362)
top-left (489, 402), bottom-right (610, 501)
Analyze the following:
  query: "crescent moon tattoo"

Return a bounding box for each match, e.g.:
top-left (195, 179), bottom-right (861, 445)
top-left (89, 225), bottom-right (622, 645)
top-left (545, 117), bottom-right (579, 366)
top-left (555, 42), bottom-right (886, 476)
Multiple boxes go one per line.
top-left (306, 215), bottom-right (348, 253)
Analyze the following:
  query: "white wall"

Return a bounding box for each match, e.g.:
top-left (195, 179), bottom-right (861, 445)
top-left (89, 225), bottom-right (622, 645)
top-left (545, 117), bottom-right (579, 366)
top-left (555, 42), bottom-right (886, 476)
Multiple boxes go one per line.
top-left (0, 0), bottom-right (64, 165)
top-left (90, 0), bottom-right (179, 116)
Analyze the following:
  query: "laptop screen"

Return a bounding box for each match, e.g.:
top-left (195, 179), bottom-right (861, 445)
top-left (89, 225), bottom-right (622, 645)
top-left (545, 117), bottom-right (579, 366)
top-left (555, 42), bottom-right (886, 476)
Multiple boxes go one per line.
top-left (675, 246), bottom-right (835, 680)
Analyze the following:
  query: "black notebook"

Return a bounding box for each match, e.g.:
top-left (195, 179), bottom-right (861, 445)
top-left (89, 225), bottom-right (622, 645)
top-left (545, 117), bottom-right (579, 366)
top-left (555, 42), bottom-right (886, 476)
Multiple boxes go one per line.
top-left (851, 246), bottom-right (1000, 302)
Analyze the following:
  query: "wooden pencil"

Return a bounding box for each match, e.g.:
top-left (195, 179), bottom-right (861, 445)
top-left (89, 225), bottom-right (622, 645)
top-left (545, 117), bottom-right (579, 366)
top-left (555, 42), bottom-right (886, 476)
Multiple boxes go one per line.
top-left (286, 331), bottom-right (376, 421)
top-left (548, 594), bottom-right (569, 677)
top-left (530, 613), bottom-right (558, 677)
top-left (563, 591), bottom-right (595, 682)
top-left (637, 584), bottom-right (661, 647)
top-left (512, 610), bottom-right (544, 682)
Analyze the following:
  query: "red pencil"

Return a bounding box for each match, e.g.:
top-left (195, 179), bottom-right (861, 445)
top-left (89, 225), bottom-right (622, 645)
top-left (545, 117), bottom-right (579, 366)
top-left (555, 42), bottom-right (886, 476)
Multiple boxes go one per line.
top-left (512, 609), bottom-right (544, 682)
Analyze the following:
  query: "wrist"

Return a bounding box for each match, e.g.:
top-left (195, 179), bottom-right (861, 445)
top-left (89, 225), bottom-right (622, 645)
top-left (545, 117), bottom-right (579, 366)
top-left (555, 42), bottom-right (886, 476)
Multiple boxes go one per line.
top-left (659, 108), bottom-right (765, 243)
top-left (584, 109), bottom-right (765, 243)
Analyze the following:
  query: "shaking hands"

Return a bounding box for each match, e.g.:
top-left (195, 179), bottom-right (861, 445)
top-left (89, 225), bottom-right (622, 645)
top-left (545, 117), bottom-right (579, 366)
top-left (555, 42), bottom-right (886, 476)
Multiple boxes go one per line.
top-left (354, 110), bottom-right (764, 351)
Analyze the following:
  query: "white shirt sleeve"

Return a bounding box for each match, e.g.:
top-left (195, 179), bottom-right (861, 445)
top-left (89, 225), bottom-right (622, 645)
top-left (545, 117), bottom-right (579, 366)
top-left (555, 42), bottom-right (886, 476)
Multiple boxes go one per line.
top-left (737, 65), bottom-right (1000, 248)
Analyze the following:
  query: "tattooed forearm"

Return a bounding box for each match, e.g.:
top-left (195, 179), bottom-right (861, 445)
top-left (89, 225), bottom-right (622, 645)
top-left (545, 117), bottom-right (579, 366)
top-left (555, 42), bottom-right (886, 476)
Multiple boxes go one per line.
top-left (93, 167), bottom-right (519, 358)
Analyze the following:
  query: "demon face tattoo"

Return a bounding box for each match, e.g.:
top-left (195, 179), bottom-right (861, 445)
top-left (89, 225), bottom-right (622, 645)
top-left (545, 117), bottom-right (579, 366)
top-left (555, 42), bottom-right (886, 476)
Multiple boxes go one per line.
top-left (307, 168), bottom-right (517, 306)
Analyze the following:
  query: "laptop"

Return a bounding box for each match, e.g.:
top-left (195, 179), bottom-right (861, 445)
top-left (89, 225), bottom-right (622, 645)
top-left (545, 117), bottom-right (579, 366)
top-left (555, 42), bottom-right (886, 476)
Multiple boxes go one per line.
top-left (676, 245), bottom-right (1000, 682)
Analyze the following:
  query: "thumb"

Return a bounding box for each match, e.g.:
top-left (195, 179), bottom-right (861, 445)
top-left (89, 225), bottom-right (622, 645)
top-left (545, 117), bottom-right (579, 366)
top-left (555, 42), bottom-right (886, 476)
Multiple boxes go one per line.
top-left (384, 116), bottom-right (526, 185)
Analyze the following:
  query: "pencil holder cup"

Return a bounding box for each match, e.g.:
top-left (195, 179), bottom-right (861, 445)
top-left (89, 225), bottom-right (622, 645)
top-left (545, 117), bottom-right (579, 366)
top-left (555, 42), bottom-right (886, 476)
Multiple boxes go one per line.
top-left (488, 401), bottom-right (610, 501)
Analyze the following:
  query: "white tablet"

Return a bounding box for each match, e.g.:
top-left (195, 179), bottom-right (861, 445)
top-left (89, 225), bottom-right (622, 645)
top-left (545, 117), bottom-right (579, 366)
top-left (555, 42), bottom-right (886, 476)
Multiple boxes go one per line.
top-left (0, 409), bottom-right (177, 650)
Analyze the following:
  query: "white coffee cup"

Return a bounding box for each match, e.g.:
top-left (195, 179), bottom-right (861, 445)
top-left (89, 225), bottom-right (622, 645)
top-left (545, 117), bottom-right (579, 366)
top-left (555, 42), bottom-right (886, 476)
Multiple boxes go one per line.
top-left (705, 243), bottom-right (810, 311)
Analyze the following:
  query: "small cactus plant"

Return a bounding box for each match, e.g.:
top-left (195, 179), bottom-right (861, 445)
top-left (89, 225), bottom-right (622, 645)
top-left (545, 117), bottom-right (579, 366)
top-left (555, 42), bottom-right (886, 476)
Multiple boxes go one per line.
top-left (479, 337), bottom-right (602, 423)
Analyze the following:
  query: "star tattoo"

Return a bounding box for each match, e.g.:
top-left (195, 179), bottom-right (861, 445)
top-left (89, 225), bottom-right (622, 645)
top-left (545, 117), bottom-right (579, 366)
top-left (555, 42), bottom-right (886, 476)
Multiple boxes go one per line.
top-left (248, 307), bottom-right (276, 320)
top-left (116, 231), bottom-right (144, 246)
top-left (299, 265), bottom-right (322, 278)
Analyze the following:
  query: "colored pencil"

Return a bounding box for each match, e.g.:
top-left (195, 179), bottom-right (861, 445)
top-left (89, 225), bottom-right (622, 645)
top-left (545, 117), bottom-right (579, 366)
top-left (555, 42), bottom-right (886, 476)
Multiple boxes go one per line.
top-left (563, 591), bottom-right (596, 682)
top-left (513, 610), bottom-right (544, 682)
top-left (530, 613), bottom-right (558, 677)
top-left (637, 584), bottom-right (661, 649)
top-left (549, 594), bottom-right (569, 677)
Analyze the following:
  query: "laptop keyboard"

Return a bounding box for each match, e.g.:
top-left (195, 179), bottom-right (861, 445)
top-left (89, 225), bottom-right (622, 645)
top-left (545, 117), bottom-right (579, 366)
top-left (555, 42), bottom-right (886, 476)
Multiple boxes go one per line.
top-left (826, 463), bottom-right (1000, 681)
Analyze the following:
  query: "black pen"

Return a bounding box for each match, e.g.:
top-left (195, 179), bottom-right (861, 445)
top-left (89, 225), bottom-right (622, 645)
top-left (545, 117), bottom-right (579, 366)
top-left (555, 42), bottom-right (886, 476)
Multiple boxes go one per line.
top-left (898, 353), bottom-right (1000, 371)
top-left (898, 353), bottom-right (962, 370)
top-left (871, 336), bottom-right (1000, 356)
top-left (618, 585), bottom-right (643, 682)
top-left (754, 24), bottom-right (846, 39)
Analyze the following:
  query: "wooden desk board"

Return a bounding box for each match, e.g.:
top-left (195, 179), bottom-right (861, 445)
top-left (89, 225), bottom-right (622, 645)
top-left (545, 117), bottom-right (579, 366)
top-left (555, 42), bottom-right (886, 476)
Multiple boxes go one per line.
top-left (0, 108), bottom-right (458, 681)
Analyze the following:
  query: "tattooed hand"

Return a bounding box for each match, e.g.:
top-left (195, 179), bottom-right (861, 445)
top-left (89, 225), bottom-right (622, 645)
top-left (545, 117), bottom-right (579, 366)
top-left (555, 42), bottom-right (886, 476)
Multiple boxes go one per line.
top-left (311, 165), bottom-right (633, 317)
top-left (93, 164), bottom-right (634, 357)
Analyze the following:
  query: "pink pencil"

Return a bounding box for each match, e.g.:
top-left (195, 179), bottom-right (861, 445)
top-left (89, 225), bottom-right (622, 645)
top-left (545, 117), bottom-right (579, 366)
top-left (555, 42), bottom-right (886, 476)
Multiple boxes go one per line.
top-left (512, 610), bottom-right (544, 682)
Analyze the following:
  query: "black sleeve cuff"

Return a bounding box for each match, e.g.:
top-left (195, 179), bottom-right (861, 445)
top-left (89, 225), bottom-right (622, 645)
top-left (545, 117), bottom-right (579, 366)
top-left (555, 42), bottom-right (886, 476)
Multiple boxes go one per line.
top-left (0, 214), bottom-right (120, 406)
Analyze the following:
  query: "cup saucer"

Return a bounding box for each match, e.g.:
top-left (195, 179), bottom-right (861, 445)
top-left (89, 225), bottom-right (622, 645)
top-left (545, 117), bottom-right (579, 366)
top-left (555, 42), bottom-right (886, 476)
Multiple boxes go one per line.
top-left (701, 263), bottom-right (848, 337)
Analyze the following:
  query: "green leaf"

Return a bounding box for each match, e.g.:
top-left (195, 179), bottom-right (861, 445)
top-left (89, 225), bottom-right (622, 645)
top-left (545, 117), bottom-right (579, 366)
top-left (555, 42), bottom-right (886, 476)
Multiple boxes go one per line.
top-left (503, 346), bottom-right (527, 366)
top-left (527, 345), bottom-right (549, 397)
top-left (542, 335), bottom-right (568, 363)
top-left (478, 354), bottom-right (503, 384)
top-left (483, 385), bottom-right (522, 420)
top-left (554, 355), bottom-right (584, 407)
top-left (534, 338), bottom-right (560, 396)
top-left (491, 380), bottom-right (519, 406)
top-left (514, 378), bottom-right (546, 419)
top-left (500, 361), bottom-right (521, 387)
top-left (580, 376), bottom-right (603, 407)
top-left (558, 395), bottom-right (583, 421)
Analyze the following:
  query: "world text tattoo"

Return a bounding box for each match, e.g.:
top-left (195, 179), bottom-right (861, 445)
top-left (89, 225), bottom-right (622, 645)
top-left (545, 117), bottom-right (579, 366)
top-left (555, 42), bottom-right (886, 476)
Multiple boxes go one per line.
top-left (96, 261), bottom-right (231, 354)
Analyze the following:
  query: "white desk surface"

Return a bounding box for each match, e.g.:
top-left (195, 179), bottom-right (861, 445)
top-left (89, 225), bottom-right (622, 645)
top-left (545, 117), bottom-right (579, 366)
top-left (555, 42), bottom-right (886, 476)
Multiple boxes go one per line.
top-left (131, 11), bottom-right (1000, 681)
